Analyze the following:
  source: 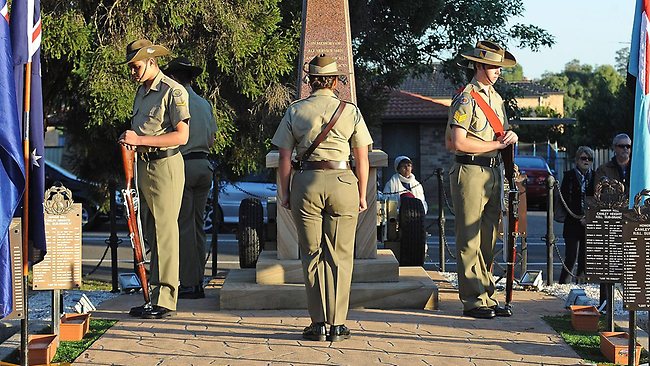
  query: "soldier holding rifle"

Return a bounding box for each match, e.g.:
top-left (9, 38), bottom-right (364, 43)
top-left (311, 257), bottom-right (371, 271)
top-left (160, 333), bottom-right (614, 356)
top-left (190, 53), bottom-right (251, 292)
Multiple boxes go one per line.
top-left (446, 41), bottom-right (518, 319)
top-left (118, 39), bottom-right (190, 319)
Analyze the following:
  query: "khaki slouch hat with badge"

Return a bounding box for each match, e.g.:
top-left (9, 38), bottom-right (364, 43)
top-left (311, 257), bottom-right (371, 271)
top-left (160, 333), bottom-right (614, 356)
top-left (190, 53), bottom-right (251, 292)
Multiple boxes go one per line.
top-left (459, 40), bottom-right (517, 68)
top-left (304, 54), bottom-right (346, 76)
top-left (122, 39), bottom-right (170, 64)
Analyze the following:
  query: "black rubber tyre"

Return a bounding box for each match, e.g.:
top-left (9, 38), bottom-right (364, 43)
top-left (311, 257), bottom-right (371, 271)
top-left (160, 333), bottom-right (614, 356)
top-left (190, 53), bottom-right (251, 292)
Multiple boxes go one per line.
top-left (238, 198), bottom-right (263, 268)
top-left (398, 197), bottom-right (426, 266)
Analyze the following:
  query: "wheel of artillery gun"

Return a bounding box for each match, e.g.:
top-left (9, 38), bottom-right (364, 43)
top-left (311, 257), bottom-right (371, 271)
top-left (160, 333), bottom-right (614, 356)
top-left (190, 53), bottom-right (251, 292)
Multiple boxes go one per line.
top-left (238, 198), bottom-right (263, 268)
top-left (398, 197), bottom-right (426, 266)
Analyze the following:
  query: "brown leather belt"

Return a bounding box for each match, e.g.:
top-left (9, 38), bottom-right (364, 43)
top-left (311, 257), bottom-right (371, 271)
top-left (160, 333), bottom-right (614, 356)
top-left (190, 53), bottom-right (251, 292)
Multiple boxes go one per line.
top-left (139, 147), bottom-right (180, 162)
top-left (455, 154), bottom-right (501, 168)
top-left (300, 160), bottom-right (350, 170)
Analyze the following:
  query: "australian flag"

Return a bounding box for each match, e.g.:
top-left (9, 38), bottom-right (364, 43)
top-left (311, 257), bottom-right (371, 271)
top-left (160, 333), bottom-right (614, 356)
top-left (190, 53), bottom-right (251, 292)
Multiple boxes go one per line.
top-left (0, 0), bottom-right (25, 319)
top-left (10, 0), bottom-right (45, 263)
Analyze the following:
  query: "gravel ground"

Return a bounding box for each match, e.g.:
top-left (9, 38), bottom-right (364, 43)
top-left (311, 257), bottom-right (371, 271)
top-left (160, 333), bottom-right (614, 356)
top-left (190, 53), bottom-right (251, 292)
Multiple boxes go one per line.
top-left (441, 271), bottom-right (650, 334)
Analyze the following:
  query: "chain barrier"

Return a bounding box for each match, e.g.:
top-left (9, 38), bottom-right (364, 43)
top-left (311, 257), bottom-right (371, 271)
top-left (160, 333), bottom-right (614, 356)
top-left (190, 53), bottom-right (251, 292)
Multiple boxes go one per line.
top-left (84, 236), bottom-right (123, 277)
top-left (552, 239), bottom-right (578, 280)
top-left (553, 181), bottom-right (584, 220)
top-left (440, 183), bottom-right (455, 216)
top-left (230, 183), bottom-right (273, 201)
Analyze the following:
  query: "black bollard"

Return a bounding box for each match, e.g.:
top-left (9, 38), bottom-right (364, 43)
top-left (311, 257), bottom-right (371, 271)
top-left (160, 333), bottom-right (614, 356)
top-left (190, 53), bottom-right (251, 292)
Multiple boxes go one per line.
top-left (436, 168), bottom-right (446, 272)
top-left (108, 181), bottom-right (120, 293)
top-left (211, 168), bottom-right (220, 277)
top-left (546, 176), bottom-right (555, 285)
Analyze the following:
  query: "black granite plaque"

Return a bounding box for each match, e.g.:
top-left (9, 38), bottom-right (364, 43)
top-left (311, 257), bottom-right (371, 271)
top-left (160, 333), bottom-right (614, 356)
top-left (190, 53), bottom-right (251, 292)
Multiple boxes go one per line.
top-left (585, 207), bottom-right (624, 282)
top-left (622, 219), bottom-right (650, 310)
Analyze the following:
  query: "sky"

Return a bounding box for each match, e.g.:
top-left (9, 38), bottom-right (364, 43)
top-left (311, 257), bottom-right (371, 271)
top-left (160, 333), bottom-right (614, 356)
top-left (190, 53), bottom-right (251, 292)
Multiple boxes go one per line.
top-left (509, 0), bottom-right (636, 80)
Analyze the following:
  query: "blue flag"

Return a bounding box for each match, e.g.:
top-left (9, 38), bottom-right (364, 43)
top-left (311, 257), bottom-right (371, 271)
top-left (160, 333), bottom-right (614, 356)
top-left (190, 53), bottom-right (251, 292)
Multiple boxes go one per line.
top-left (0, 0), bottom-right (25, 319)
top-left (10, 0), bottom-right (45, 263)
top-left (629, 0), bottom-right (650, 207)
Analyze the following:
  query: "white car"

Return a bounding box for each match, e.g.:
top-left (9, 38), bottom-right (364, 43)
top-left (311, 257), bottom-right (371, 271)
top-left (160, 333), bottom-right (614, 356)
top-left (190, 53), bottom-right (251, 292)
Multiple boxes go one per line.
top-left (203, 172), bottom-right (277, 232)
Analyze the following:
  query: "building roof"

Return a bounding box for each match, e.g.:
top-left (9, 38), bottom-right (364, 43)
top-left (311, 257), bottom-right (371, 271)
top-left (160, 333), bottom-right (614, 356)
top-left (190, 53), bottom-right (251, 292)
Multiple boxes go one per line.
top-left (382, 89), bottom-right (449, 121)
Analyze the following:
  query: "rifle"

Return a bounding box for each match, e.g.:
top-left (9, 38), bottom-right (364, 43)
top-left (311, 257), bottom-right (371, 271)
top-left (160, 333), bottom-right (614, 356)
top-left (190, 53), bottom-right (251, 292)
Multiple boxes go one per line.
top-left (120, 145), bottom-right (152, 308)
top-left (502, 144), bottom-right (519, 311)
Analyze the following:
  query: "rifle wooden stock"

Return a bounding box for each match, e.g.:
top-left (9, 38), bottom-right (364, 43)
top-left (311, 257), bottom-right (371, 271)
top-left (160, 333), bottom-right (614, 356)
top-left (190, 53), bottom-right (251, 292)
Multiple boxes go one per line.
top-left (502, 144), bottom-right (519, 309)
top-left (120, 145), bottom-right (151, 305)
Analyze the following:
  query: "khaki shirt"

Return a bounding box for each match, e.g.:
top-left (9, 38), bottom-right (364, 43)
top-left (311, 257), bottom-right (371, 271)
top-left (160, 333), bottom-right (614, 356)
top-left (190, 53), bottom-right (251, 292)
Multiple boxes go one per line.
top-left (180, 86), bottom-right (217, 155)
top-left (131, 71), bottom-right (191, 152)
top-left (271, 89), bottom-right (373, 161)
top-left (446, 77), bottom-right (509, 158)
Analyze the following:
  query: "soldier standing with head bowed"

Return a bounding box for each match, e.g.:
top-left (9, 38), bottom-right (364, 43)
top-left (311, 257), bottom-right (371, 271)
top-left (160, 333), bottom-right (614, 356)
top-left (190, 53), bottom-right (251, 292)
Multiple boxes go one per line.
top-left (118, 39), bottom-right (190, 319)
top-left (446, 41), bottom-right (518, 319)
top-left (271, 54), bottom-right (372, 342)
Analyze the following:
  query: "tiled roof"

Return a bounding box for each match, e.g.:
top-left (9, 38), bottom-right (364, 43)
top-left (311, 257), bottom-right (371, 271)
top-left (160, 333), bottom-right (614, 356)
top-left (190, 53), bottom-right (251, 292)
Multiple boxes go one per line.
top-left (397, 65), bottom-right (563, 98)
top-left (382, 89), bottom-right (449, 120)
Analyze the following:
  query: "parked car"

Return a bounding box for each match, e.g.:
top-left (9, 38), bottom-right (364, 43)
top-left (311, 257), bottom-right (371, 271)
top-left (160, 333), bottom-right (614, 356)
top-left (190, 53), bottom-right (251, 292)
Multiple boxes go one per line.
top-left (514, 155), bottom-right (553, 209)
top-left (44, 160), bottom-right (104, 228)
top-left (203, 170), bottom-right (277, 232)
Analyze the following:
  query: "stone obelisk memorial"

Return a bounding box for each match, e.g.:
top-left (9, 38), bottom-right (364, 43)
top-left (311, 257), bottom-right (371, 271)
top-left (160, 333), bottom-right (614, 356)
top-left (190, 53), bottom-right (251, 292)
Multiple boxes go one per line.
top-left (220, 0), bottom-right (437, 310)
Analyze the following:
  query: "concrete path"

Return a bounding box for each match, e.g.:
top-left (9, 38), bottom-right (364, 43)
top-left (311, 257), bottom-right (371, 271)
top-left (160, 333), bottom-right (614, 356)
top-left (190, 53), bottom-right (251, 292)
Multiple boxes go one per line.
top-left (74, 272), bottom-right (586, 366)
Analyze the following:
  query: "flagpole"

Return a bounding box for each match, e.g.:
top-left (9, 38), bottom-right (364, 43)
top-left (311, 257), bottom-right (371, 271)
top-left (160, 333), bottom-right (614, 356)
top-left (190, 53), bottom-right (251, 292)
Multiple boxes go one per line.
top-left (20, 60), bottom-right (31, 366)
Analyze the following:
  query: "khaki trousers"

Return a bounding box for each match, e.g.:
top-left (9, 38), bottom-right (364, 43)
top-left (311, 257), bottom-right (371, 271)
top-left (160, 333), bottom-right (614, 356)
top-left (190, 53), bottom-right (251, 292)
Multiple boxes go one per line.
top-left (138, 153), bottom-right (185, 311)
top-left (449, 163), bottom-right (501, 311)
top-left (290, 169), bottom-right (359, 326)
top-left (178, 158), bottom-right (213, 287)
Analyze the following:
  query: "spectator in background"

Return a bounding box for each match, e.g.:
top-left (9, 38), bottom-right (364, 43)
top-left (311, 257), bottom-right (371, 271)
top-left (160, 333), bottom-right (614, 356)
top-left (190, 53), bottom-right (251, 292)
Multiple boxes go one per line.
top-left (595, 133), bottom-right (631, 192)
top-left (594, 133), bottom-right (631, 305)
top-left (558, 146), bottom-right (594, 284)
top-left (383, 155), bottom-right (428, 214)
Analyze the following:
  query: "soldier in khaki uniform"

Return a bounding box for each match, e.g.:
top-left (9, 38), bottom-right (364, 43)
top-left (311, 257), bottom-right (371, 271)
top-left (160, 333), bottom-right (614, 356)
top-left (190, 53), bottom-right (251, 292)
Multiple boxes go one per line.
top-left (119, 39), bottom-right (190, 319)
top-left (163, 57), bottom-right (218, 299)
top-left (446, 41), bottom-right (518, 319)
top-left (272, 55), bottom-right (372, 342)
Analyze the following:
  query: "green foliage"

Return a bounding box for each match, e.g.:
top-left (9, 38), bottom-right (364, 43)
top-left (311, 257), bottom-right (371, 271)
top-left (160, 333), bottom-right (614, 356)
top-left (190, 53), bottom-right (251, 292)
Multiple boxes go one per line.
top-left (501, 64), bottom-right (525, 82)
top-left (538, 61), bottom-right (632, 151)
top-left (41, 0), bottom-right (552, 183)
top-left (513, 106), bottom-right (564, 143)
top-left (52, 318), bottom-right (118, 363)
top-left (41, 0), bottom-right (299, 182)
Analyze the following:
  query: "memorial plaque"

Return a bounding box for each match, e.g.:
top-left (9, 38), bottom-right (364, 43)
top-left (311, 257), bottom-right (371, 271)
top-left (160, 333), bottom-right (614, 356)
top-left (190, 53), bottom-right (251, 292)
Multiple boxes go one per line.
top-left (622, 220), bottom-right (650, 310)
top-left (585, 206), bottom-right (624, 282)
top-left (298, 0), bottom-right (356, 102)
top-left (5, 218), bottom-right (24, 319)
top-left (33, 203), bottom-right (82, 290)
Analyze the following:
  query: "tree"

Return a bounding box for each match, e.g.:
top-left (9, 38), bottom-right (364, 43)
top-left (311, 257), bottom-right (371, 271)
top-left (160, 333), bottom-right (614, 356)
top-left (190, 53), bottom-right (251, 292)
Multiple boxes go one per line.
top-left (41, 0), bottom-right (553, 192)
top-left (537, 61), bottom-right (632, 151)
top-left (501, 64), bottom-right (525, 82)
top-left (42, 0), bottom-right (299, 186)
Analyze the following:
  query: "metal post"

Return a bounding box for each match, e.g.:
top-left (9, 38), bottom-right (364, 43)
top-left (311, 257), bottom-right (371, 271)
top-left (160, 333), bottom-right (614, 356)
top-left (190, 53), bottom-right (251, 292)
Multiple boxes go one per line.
top-left (436, 168), bottom-right (446, 272)
top-left (520, 236), bottom-right (528, 275)
top-left (606, 283), bottom-right (615, 332)
top-left (629, 310), bottom-right (636, 366)
top-left (108, 182), bottom-right (120, 293)
top-left (51, 290), bottom-right (60, 335)
top-left (546, 176), bottom-right (555, 285)
top-left (211, 169), bottom-right (219, 277)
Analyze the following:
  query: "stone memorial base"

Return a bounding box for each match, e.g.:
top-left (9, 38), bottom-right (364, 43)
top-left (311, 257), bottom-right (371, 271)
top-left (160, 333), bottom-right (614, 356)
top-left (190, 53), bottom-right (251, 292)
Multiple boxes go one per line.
top-left (219, 249), bottom-right (438, 310)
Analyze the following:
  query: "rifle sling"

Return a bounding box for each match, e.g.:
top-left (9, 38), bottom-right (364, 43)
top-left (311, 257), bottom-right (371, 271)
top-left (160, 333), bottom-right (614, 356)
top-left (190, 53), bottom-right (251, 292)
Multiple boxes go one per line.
top-left (299, 100), bottom-right (346, 162)
top-left (469, 90), bottom-right (504, 137)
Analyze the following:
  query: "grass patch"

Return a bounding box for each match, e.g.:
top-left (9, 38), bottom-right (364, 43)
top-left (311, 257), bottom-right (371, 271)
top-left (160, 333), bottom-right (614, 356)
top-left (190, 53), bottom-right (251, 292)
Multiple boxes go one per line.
top-left (52, 318), bottom-right (117, 363)
top-left (80, 279), bottom-right (113, 291)
top-left (543, 315), bottom-right (648, 365)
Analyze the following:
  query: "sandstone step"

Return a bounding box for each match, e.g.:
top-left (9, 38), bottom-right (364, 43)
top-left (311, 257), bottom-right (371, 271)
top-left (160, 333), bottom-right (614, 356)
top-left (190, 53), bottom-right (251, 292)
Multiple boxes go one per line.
top-left (220, 266), bottom-right (438, 310)
top-left (256, 249), bottom-right (399, 284)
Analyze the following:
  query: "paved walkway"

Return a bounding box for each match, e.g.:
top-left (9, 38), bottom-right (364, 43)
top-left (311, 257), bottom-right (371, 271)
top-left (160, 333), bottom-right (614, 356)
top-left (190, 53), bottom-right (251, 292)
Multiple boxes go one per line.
top-left (72, 271), bottom-right (589, 366)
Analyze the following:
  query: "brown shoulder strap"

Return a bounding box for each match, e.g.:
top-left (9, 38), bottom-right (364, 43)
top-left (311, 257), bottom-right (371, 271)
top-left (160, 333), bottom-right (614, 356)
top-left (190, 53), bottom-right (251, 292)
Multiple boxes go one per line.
top-left (469, 89), bottom-right (504, 137)
top-left (300, 100), bottom-right (346, 161)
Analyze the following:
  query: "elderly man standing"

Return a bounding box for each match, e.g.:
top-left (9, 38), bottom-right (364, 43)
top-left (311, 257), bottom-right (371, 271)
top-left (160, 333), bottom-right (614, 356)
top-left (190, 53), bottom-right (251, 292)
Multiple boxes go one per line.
top-left (119, 39), bottom-right (189, 319)
top-left (446, 41), bottom-right (518, 319)
top-left (163, 57), bottom-right (218, 300)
